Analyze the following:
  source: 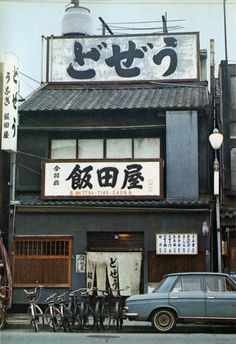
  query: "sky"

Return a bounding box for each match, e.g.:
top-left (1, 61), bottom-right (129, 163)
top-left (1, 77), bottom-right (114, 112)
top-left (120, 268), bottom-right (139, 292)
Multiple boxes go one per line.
top-left (0, 0), bottom-right (236, 97)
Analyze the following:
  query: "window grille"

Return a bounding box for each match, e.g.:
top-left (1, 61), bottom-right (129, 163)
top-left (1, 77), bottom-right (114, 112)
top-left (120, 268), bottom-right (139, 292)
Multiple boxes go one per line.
top-left (13, 237), bottom-right (72, 288)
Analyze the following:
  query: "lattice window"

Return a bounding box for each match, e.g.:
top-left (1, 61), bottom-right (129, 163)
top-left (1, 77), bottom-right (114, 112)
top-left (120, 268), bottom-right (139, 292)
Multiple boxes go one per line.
top-left (13, 237), bottom-right (72, 288)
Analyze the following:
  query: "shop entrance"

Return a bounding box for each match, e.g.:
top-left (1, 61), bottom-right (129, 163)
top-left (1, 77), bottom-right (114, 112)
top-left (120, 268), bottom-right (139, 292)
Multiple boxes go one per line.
top-left (87, 232), bottom-right (144, 295)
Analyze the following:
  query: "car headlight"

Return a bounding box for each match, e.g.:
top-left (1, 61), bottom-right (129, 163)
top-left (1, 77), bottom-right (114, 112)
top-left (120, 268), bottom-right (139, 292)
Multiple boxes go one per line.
top-left (124, 306), bottom-right (129, 311)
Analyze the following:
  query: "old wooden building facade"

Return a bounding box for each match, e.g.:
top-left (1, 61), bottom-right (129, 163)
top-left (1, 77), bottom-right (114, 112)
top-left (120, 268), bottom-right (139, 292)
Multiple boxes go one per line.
top-left (11, 30), bottom-right (213, 303)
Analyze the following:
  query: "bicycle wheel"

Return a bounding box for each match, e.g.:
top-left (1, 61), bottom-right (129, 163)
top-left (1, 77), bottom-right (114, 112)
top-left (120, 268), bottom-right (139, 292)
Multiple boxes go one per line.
top-left (69, 309), bottom-right (82, 331)
top-left (34, 304), bottom-right (44, 331)
top-left (114, 301), bottom-right (123, 331)
top-left (0, 306), bottom-right (6, 330)
top-left (61, 309), bottom-right (72, 333)
top-left (44, 306), bottom-right (62, 332)
top-left (94, 299), bottom-right (102, 329)
top-left (100, 303), bottom-right (111, 330)
top-left (80, 302), bottom-right (95, 330)
top-left (27, 306), bottom-right (38, 332)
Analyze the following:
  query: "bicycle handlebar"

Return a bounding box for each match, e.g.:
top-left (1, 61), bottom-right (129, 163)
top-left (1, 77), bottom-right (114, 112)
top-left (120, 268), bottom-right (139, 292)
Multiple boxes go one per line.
top-left (69, 287), bottom-right (88, 296)
top-left (23, 283), bottom-right (43, 302)
top-left (57, 291), bottom-right (69, 301)
top-left (45, 293), bottom-right (57, 302)
top-left (80, 287), bottom-right (98, 296)
top-left (97, 286), bottom-right (130, 294)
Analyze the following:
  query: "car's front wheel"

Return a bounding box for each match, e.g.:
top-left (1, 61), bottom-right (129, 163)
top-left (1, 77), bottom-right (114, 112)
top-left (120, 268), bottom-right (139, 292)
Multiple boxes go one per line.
top-left (151, 309), bottom-right (176, 332)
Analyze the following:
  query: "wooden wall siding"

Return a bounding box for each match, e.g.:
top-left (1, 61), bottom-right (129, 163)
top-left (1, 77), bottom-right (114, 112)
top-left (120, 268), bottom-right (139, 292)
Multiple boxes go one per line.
top-left (87, 232), bottom-right (144, 252)
top-left (13, 238), bottom-right (72, 287)
top-left (230, 246), bottom-right (236, 272)
top-left (148, 252), bottom-right (205, 282)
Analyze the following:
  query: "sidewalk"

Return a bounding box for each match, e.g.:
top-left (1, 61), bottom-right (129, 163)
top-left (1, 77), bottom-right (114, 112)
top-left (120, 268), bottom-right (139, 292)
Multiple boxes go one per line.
top-left (5, 313), bottom-right (151, 332)
top-left (6, 314), bottom-right (30, 329)
top-left (5, 314), bottom-right (236, 334)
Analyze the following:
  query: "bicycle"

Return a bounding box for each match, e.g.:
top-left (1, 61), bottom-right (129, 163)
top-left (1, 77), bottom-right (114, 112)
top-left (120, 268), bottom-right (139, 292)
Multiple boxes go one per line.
top-left (0, 286), bottom-right (8, 330)
top-left (56, 292), bottom-right (73, 332)
top-left (67, 288), bottom-right (84, 331)
top-left (79, 288), bottom-right (98, 331)
top-left (112, 287), bottom-right (129, 331)
top-left (44, 293), bottom-right (61, 332)
top-left (97, 286), bottom-right (129, 331)
top-left (23, 284), bottom-right (44, 332)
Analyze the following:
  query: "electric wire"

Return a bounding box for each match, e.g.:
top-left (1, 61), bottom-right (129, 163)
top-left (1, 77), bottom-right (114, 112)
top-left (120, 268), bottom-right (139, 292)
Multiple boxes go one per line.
top-left (107, 19), bottom-right (185, 24)
top-left (17, 163), bottom-right (41, 176)
top-left (19, 71), bottom-right (41, 85)
top-left (19, 77), bottom-right (37, 92)
top-left (102, 25), bottom-right (182, 31)
top-left (17, 150), bottom-right (49, 161)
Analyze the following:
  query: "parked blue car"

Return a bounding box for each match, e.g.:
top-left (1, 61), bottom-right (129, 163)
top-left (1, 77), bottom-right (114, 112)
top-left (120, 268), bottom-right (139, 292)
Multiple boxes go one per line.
top-left (124, 272), bottom-right (236, 332)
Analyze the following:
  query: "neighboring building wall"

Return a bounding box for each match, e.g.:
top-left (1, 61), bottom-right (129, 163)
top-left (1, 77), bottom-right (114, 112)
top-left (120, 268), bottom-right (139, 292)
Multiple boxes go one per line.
top-left (166, 110), bottom-right (199, 199)
top-left (218, 62), bottom-right (236, 274)
top-left (0, 63), bottom-right (10, 242)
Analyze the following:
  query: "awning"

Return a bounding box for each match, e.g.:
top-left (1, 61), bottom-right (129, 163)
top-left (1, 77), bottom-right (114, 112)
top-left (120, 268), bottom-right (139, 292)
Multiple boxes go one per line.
top-left (19, 83), bottom-right (210, 113)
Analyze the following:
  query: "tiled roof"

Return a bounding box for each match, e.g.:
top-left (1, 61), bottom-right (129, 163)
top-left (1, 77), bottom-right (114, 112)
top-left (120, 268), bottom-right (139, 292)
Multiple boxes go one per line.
top-left (19, 84), bottom-right (209, 113)
top-left (15, 195), bottom-right (210, 209)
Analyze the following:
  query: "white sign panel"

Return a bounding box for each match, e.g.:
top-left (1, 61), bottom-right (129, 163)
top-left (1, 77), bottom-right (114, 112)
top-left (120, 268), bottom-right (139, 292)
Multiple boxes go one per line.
top-left (76, 254), bottom-right (86, 273)
top-left (1, 52), bottom-right (19, 152)
top-left (42, 160), bottom-right (162, 199)
top-left (156, 233), bottom-right (198, 255)
top-left (49, 33), bottom-right (199, 82)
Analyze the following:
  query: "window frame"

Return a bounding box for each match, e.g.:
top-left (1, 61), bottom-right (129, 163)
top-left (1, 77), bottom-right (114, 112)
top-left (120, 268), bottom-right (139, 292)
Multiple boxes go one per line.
top-left (50, 137), bottom-right (161, 160)
top-left (171, 275), bottom-right (204, 293)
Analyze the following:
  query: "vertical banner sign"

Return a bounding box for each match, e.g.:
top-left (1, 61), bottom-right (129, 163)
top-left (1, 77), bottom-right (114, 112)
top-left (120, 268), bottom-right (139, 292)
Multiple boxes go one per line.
top-left (1, 52), bottom-right (19, 152)
top-left (76, 254), bottom-right (86, 273)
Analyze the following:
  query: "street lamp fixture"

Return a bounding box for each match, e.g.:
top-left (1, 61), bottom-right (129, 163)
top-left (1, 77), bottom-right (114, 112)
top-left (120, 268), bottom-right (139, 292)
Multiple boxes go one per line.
top-left (209, 128), bottom-right (224, 150)
top-left (209, 128), bottom-right (223, 272)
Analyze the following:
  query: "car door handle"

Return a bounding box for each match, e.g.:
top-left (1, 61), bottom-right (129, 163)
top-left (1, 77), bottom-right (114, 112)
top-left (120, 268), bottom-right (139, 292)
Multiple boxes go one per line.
top-left (207, 296), bottom-right (215, 299)
top-left (170, 296), bottom-right (179, 299)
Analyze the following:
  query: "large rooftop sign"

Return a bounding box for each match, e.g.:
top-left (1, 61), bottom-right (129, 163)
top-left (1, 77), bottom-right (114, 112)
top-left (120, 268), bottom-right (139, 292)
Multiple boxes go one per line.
top-left (42, 160), bottom-right (163, 199)
top-left (47, 33), bottom-right (199, 82)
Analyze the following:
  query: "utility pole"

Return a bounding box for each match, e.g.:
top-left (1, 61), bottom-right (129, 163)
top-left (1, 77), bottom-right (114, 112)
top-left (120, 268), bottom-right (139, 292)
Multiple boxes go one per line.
top-left (99, 17), bottom-right (114, 35)
top-left (223, 0), bottom-right (228, 62)
top-left (162, 13), bottom-right (168, 33)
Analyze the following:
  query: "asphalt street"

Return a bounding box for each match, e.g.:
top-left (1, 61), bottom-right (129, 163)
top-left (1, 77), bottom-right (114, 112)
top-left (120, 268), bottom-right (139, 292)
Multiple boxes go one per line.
top-left (0, 314), bottom-right (236, 344)
top-left (1, 315), bottom-right (236, 344)
top-left (1, 329), bottom-right (236, 344)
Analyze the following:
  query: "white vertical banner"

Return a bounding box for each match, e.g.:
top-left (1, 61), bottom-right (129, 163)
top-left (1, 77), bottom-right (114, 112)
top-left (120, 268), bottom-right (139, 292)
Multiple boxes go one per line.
top-left (117, 252), bottom-right (142, 296)
top-left (95, 253), bottom-right (107, 295)
top-left (86, 251), bottom-right (142, 295)
top-left (86, 252), bottom-right (96, 293)
top-left (1, 52), bottom-right (19, 152)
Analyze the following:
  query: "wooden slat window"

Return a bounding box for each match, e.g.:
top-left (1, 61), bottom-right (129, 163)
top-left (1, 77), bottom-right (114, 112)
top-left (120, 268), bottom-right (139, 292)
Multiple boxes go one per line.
top-left (13, 237), bottom-right (72, 288)
top-left (148, 252), bottom-right (205, 282)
